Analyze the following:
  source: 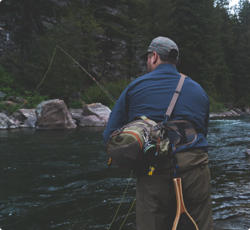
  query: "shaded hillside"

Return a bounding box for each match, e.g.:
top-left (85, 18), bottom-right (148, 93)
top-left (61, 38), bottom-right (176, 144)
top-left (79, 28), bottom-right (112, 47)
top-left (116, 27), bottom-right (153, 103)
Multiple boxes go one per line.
top-left (0, 0), bottom-right (250, 108)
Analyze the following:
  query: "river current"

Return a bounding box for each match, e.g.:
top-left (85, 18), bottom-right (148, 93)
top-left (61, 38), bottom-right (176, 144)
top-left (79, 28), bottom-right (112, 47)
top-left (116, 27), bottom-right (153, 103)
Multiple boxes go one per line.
top-left (0, 117), bottom-right (250, 230)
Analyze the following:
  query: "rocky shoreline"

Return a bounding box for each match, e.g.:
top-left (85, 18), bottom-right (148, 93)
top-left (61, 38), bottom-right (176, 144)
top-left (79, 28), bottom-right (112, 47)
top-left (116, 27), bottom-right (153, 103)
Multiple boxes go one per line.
top-left (0, 98), bottom-right (250, 130)
top-left (210, 106), bottom-right (250, 118)
top-left (0, 99), bottom-right (111, 130)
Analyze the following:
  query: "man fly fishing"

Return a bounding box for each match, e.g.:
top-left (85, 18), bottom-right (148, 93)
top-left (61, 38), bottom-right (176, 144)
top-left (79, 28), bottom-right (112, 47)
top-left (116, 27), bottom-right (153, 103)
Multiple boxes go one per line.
top-left (103, 36), bottom-right (214, 230)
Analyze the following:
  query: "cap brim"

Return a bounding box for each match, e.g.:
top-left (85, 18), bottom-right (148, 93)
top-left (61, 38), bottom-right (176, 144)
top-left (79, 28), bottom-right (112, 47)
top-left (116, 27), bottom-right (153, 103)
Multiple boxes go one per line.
top-left (139, 52), bottom-right (149, 61)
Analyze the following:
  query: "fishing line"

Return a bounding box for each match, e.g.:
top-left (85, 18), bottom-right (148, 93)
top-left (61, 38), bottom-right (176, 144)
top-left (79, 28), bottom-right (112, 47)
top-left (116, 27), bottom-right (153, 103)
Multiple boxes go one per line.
top-left (2, 45), bottom-right (134, 228)
top-left (6, 45), bottom-right (116, 117)
top-left (8, 46), bottom-right (58, 117)
top-left (108, 170), bottom-right (134, 230)
top-left (50, 47), bottom-right (134, 229)
top-left (56, 45), bottom-right (117, 104)
top-left (118, 198), bottom-right (136, 230)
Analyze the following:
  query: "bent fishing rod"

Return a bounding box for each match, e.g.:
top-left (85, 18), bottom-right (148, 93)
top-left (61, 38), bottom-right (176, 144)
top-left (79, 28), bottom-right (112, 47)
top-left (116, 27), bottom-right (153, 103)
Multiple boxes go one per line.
top-left (8, 45), bottom-right (116, 117)
top-left (55, 47), bottom-right (198, 230)
top-left (15, 45), bottom-right (197, 230)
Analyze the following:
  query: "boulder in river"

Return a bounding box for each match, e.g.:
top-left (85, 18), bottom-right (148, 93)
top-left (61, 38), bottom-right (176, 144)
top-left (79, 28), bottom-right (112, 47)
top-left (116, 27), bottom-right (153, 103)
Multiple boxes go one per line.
top-left (0, 112), bottom-right (18, 129)
top-left (79, 103), bottom-right (110, 126)
top-left (35, 99), bottom-right (76, 129)
top-left (11, 109), bottom-right (37, 128)
top-left (79, 115), bottom-right (107, 127)
top-left (244, 107), bottom-right (250, 115)
top-left (82, 103), bottom-right (111, 118)
top-left (233, 108), bottom-right (245, 115)
top-left (210, 110), bottom-right (241, 118)
top-left (68, 108), bottom-right (84, 125)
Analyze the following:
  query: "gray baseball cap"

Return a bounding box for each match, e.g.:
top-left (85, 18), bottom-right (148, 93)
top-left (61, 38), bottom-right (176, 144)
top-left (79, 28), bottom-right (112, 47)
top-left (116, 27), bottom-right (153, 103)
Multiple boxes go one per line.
top-left (140, 36), bottom-right (179, 60)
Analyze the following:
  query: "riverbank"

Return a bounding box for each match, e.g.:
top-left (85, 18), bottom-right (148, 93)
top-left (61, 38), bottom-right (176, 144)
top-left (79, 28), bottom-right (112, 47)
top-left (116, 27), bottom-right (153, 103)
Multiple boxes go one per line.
top-left (0, 100), bottom-right (111, 129)
top-left (1, 98), bottom-right (250, 129)
top-left (210, 106), bottom-right (250, 118)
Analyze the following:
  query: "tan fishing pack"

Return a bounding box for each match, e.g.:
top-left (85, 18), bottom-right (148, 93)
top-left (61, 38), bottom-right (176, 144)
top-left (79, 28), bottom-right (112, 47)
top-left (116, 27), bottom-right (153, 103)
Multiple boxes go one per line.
top-left (107, 74), bottom-right (197, 170)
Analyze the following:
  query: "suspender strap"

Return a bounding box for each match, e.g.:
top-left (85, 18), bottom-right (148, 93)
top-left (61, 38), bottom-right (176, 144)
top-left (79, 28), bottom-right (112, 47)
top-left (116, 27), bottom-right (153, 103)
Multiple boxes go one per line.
top-left (165, 73), bottom-right (186, 117)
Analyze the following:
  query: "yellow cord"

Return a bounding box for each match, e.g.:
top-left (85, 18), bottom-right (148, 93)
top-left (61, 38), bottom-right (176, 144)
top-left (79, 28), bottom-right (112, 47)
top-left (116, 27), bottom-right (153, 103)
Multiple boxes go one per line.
top-left (8, 45), bottom-right (116, 117)
top-left (56, 45), bottom-right (116, 104)
top-left (118, 198), bottom-right (136, 230)
top-left (2, 45), bottom-right (135, 229)
top-left (8, 46), bottom-right (58, 117)
top-left (108, 170), bottom-right (133, 230)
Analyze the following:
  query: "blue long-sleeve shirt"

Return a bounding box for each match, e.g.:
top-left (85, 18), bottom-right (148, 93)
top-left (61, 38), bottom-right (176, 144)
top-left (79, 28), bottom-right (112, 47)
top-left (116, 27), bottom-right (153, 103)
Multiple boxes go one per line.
top-left (103, 63), bottom-right (209, 152)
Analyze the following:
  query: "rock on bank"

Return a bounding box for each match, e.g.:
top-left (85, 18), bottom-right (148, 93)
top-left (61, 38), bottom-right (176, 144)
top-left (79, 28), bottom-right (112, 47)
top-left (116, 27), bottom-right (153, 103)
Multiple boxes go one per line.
top-left (0, 113), bottom-right (18, 129)
top-left (68, 103), bottom-right (111, 127)
top-left (36, 99), bottom-right (76, 129)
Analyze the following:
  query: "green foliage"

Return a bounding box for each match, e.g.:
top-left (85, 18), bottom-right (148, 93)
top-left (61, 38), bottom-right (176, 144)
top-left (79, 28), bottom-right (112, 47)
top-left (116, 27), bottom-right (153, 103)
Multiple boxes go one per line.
top-left (82, 79), bottom-right (130, 108)
top-left (0, 66), bottom-right (16, 97)
top-left (235, 97), bottom-right (250, 108)
top-left (209, 97), bottom-right (226, 113)
top-left (0, 0), bottom-right (57, 60)
top-left (90, 0), bottom-right (143, 80)
top-left (170, 0), bottom-right (233, 103)
top-left (24, 7), bottom-right (103, 99)
top-left (0, 102), bottom-right (21, 114)
top-left (67, 101), bottom-right (83, 109)
top-left (23, 91), bottom-right (49, 108)
top-left (0, 65), bottom-right (14, 86)
top-left (1, 0), bottom-right (250, 108)
top-left (233, 0), bottom-right (250, 102)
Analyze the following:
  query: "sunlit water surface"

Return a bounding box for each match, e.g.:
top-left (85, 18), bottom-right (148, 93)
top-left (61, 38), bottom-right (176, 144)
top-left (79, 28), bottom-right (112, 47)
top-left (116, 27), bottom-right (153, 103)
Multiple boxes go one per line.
top-left (0, 117), bottom-right (250, 230)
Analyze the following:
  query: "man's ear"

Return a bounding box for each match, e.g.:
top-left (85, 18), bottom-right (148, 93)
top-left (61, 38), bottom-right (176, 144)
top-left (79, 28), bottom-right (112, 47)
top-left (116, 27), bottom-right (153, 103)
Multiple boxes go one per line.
top-left (152, 52), bottom-right (158, 64)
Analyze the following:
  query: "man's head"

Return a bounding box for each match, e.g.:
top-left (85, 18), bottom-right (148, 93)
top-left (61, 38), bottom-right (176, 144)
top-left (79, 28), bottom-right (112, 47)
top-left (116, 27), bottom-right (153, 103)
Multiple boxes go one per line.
top-left (140, 36), bottom-right (179, 72)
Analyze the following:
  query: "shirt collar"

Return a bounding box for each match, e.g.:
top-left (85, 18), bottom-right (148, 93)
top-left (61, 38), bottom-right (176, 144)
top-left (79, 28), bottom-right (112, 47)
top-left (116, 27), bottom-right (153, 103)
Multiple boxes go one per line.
top-left (154, 63), bottom-right (177, 71)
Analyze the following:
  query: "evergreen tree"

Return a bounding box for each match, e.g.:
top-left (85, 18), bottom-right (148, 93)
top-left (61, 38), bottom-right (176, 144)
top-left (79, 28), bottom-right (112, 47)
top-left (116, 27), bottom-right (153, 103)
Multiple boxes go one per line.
top-left (1, 0), bottom-right (250, 106)
top-left (215, 1), bottom-right (240, 103)
top-left (234, 0), bottom-right (250, 104)
top-left (0, 0), bottom-right (57, 60)
top-left (9, 2), bottom-right (104, 99)
top-left (89, 0), bottom-right (143, 80)
top-left (170, 0), bottom-right (232, 102)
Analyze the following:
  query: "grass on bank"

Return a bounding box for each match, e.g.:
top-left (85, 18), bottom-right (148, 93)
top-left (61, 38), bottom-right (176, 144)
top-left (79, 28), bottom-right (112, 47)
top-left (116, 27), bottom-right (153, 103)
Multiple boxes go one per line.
top-left (209, 97), bottom-right (226, 113)
top-left (0, 102), bottom-right (21, 115)
top-left (0, 91), bottom-right (49, 114)
top-left (0, 65), bottom-right (240, 114)
top-left (82, 79), bottom-right (130, 110)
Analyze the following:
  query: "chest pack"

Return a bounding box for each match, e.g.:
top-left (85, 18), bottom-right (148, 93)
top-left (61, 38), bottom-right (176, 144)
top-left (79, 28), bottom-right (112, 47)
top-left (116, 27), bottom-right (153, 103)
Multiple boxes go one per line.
top-left (107, 74), bottom-right (197, 170)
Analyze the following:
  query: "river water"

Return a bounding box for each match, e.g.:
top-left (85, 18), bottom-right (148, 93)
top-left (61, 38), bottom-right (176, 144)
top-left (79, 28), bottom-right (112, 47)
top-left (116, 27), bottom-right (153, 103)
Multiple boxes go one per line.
top-left (0, 117), bottom-right (250, 230)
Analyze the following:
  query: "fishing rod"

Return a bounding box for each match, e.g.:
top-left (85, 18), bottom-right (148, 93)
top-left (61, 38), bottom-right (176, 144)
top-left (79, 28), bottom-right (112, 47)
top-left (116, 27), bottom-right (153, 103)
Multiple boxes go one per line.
top-left (59, 47), bottom-right (198, 230)
top-left (55, 46), bottom-right (135, 230)
top-left (3, 44), bottom-right (133, 230)
top-left (6, 45), bottom-right (117, 117)
top-left (56, 46), bottom-right (117, 104)
top-left (3, 44), bottom-right (198, 229)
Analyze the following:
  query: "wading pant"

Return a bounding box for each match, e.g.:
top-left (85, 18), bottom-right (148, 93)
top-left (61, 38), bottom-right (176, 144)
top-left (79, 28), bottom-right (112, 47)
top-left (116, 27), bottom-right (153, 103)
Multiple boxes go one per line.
top-left (136, 150), bottom-right (214, 230)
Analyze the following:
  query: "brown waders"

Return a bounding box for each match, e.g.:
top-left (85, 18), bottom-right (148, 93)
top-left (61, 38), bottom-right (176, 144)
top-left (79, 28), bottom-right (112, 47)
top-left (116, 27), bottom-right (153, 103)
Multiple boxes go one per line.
top-left (136, 149), bottom-right (214, 230)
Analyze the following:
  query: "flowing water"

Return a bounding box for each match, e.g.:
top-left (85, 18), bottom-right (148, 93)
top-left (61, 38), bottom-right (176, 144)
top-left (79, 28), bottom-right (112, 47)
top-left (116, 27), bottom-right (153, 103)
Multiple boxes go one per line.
top-left (0, 117), bottom-right (250, 230)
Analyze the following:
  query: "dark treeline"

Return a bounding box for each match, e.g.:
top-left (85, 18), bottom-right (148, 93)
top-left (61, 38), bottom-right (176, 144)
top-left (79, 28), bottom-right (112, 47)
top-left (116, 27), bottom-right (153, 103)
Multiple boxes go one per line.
top-left (0, 0), bottom-right (250, 109)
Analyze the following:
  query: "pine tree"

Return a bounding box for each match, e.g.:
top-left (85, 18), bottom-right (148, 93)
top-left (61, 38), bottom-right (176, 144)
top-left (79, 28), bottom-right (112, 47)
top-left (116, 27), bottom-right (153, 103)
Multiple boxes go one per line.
top-left (170, 0), bottom-right (232, 102)
top-left (0, 0), bottom-right (57, 60)
top-left (234, 0), bottom-right (250, 104)
top-left (13, 1), bottom-right (104, 99)
top-left (89, 0), bottom-right (144, 80)
top-left (140, 0), bottom-right (175, 47)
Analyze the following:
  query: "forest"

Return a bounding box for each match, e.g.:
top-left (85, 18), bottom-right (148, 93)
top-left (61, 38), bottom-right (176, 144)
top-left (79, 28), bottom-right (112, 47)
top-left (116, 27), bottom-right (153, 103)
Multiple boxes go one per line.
top-left (0, 0), bottom-right (250, 111)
